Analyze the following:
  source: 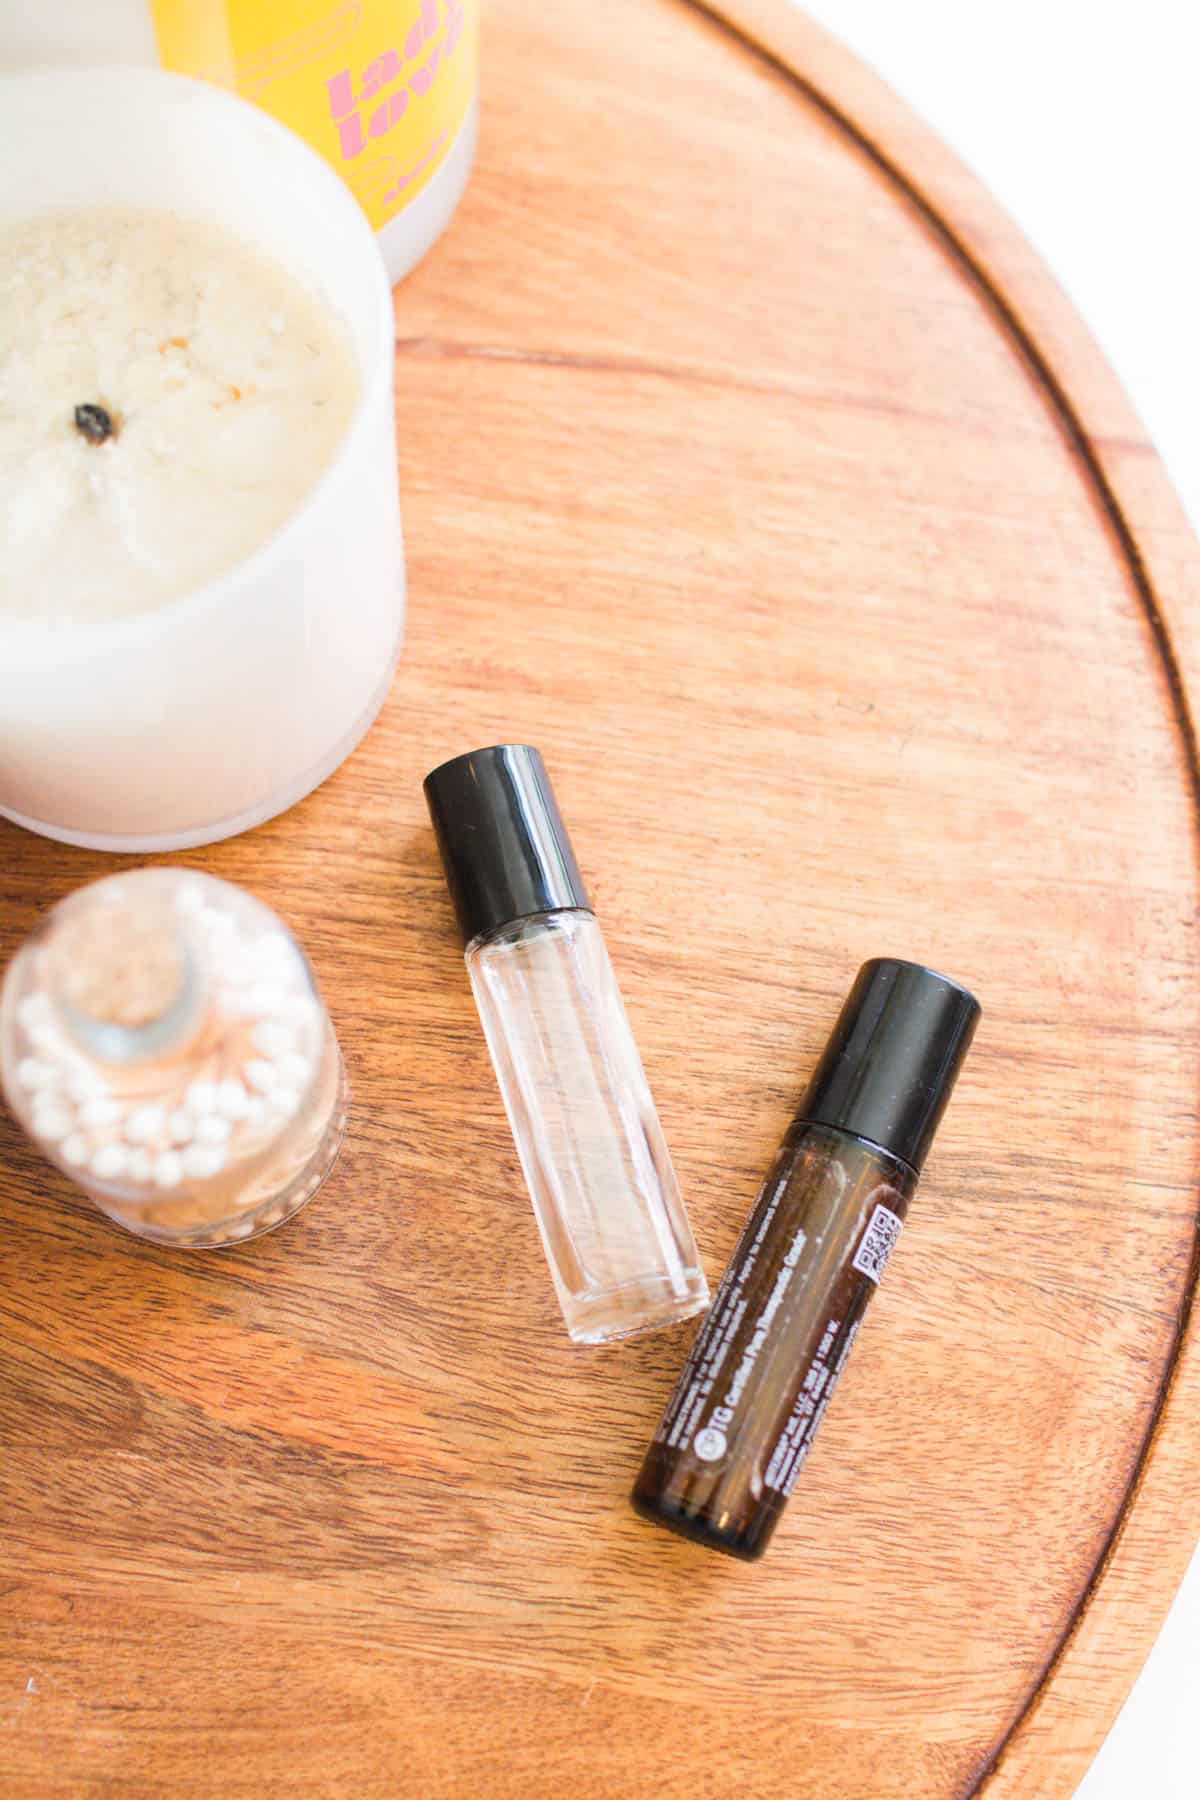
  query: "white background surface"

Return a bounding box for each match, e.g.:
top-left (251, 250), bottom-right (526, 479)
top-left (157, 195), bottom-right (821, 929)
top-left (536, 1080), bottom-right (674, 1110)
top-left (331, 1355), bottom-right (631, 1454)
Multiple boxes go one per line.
top-left (793, 3), bottom-right (1200, 1795)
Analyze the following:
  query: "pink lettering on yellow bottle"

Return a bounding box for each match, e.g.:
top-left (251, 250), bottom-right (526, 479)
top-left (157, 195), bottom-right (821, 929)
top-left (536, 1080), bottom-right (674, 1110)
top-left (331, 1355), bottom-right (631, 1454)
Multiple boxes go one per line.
top-left (360, 50), bottom-right (401, 101)
top-left (405, 0), bottom-right (438, 59)
top-left (326, 67), bottom-right (355, 120)
top-left (151, 0), bottom-right (478, 251)
top-left (335, 113), bottom-right (364, 159)
top-left (411, 45), bottom-right (441, 95)
top-left (369, 88), bottom-right (409, 138)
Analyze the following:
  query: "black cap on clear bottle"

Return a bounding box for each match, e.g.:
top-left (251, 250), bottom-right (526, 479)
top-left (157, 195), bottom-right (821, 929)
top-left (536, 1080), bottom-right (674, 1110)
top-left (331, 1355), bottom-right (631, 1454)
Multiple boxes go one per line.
top-left (795, 958), bottom-right (980, 1173)
top-left (423, 745), bottom-right (592, 948)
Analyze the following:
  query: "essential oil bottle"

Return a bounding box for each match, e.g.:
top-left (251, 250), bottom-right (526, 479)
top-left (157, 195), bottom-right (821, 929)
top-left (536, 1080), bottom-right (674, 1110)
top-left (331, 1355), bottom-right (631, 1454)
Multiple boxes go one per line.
top-left (632, 958), bottom-right (979, 1559)
top-left (424, 744), bottom-right (709, 1346)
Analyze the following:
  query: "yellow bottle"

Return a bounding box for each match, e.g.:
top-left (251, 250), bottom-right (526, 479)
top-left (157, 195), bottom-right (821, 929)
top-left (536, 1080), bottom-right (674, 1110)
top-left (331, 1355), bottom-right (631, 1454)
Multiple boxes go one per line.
top-left (1, 0), bottom-right (479, 284)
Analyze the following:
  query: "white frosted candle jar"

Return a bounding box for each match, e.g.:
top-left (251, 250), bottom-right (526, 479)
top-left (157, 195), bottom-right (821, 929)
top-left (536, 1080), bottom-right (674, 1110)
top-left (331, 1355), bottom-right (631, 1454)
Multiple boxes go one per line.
top-left (0, 69), bottom-right (404, 851)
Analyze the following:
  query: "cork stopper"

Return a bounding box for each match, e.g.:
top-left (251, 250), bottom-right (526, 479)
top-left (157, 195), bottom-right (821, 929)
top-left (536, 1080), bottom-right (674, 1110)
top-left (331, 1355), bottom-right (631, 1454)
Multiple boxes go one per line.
top-left (46, 900), bottom-right (186, 1030)
top-left (41, 892), bottom-right (197, 1058)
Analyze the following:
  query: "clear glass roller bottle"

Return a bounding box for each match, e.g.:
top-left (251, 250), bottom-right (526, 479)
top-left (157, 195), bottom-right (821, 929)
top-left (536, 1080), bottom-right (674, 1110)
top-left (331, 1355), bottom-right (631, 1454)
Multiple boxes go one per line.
top-left (425, 744), bottom-right (709, 1345)
top-left (0, 868), bottom-right (347, 1248)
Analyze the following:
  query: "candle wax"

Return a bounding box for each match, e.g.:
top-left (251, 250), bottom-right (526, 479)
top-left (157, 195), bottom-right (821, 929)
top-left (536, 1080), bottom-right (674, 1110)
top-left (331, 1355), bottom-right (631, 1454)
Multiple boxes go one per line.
top-left (0, 207), bottom-right (358, 623)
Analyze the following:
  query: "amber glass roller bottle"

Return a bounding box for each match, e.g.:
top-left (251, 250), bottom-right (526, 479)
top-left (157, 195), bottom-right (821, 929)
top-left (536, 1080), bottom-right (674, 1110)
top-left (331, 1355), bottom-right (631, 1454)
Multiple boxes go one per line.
top-left (632, 958), bottom-right (979, 1560)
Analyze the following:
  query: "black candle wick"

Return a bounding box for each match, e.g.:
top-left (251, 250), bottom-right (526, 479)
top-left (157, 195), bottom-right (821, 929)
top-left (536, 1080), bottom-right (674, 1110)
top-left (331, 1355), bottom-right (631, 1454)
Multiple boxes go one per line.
top-left (73, 403), bottom-right (117, 445)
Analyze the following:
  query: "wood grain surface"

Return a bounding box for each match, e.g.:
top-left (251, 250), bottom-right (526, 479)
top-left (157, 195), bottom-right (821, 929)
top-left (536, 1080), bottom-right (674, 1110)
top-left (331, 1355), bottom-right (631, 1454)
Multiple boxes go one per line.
top-left (2, 3), bottom-right (1199, 1796)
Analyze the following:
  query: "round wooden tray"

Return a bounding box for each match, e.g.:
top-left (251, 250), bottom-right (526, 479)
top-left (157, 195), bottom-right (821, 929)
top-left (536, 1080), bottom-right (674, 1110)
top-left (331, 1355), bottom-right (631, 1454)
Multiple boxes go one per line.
top-left (2, 3), bottom-right (1198, 1794)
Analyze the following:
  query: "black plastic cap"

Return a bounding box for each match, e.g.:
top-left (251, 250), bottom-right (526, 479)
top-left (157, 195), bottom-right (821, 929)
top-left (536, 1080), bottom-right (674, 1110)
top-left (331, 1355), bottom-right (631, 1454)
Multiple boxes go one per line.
top-left (798, 959), bottom-right (980, 1173)
top-left (423, 745), bottom-right (592, 947)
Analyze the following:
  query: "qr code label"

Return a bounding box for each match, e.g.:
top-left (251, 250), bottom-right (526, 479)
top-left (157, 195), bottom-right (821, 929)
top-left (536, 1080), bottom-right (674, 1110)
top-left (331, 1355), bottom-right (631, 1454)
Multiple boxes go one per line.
top-left (852, 1203), bottom-right (903, 1284)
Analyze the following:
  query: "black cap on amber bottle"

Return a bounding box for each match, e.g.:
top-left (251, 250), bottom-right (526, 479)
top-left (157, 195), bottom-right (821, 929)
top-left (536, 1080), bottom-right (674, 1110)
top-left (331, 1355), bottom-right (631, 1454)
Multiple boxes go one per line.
top-left (797, 959), bottom-right (980, 1173)
top-left (423, 745), bottom-right (592, 948)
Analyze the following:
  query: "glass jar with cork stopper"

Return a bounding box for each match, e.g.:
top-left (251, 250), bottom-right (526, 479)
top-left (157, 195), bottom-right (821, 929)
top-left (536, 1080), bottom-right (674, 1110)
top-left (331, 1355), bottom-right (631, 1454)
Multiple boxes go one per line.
top-left (0, 869), bottom-right (347, 1247)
